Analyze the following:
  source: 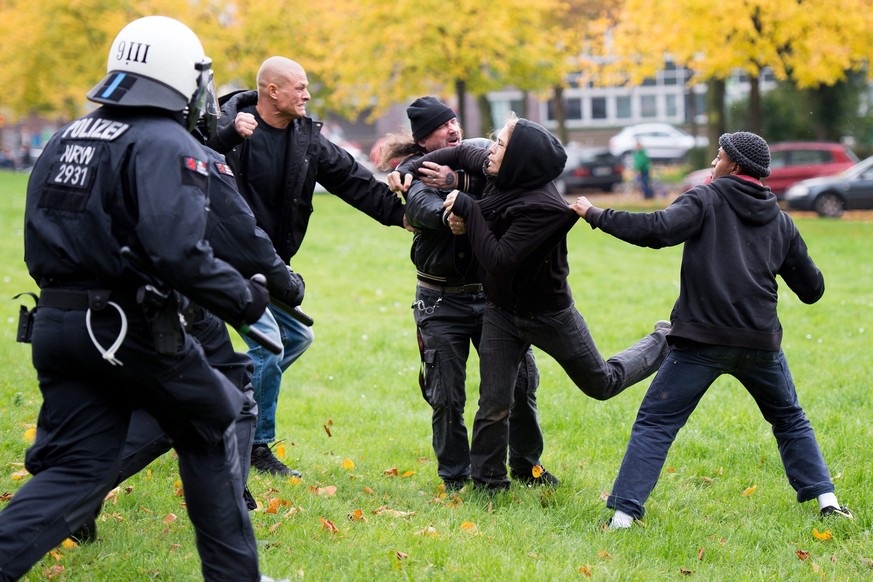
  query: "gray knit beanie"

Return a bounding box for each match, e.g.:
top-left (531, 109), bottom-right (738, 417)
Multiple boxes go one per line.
top-left (718, 132), bottom-right (771, 178)
top-left (407, 96), bottom-right (456, 143)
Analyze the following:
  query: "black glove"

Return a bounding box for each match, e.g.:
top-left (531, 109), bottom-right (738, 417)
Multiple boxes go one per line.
top-left (274, 267), bottom-right (305, 308)
top-left (240, 274), bottom-right (270, 325)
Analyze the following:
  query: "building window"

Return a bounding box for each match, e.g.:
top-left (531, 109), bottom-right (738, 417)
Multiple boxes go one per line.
top-left (640, 94), bottom-right (657, 118)
top-left (616, 96), bottom-right (632, 119)
top-left (591, 97), bottom-right (607, 120)
top-left (665, 94), bottom-right (677, 117)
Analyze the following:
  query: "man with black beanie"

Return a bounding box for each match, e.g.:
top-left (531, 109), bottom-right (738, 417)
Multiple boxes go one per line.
top-left (380, 97), bottom-right (555, 491)
top-left (571, 131), bottom-right (852, 528)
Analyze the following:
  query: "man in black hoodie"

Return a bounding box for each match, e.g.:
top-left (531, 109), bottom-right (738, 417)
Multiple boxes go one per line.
top-left (405, 114), bottom-right (669, 491)
top-left (571, 131), bottom-right (851, 528)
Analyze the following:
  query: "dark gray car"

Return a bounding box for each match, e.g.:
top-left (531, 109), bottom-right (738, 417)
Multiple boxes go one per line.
top-left (784, 155), bottom-right (873, 217)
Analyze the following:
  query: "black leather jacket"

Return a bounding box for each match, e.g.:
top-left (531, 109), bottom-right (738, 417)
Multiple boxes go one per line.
top-left (208, 90), bottom-right (405, 263)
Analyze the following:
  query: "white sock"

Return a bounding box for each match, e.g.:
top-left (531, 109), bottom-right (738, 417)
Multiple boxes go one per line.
top-left (610, 510), bottom-right (634, 529)
top-left (817, 492), bottom-right (839, 510)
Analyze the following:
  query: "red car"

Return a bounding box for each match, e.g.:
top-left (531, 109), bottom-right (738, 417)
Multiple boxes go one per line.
top-left (682, 141), bottom-right (858, 198)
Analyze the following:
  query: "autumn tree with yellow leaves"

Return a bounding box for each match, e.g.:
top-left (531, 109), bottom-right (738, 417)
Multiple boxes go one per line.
top-left (602, 0), bottom-right (873, 141)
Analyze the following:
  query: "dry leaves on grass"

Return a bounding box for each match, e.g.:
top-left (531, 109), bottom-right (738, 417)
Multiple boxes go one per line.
top-left (308, 485), bottom-right (337, 496)
top-left (372, 505), bottom-right (416, 518)
top-left (813, 528), bottom-right (832, 541)
top-left (320, 517), bottom-right (339, 533)
top-left (741, 485), bottom-right (757, 496)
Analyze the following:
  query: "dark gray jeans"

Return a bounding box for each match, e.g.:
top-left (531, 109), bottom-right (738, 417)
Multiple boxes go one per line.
top-left (414, 286), bottom-right (543, 487)
top-left (472, 303), bottom-right (668, 488)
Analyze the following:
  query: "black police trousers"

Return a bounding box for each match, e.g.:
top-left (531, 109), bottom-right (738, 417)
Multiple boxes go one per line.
top-left (0, 300), bottom-right (260, 582)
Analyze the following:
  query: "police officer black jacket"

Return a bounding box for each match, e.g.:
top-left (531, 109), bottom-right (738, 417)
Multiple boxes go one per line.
top-left (208, 90), bottom-right (406, 263)
top-left (25, 107), bottom-right (262, 324)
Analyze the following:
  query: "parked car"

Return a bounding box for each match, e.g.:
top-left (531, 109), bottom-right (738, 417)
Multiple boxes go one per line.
top-left (784, 155), bottom-right (873, 217)
top-left (555, 146), bottom-right (623, 195)
top-left (682, 141), bottom-right (858, 196)
top-left (608, 123), bottom-right (707, 163)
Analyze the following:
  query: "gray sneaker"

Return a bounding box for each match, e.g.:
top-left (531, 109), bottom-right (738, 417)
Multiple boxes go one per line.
top-left (654, 320), bottom-right (672, 334)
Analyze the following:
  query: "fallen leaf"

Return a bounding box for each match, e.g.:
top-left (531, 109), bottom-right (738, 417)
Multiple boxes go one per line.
top-left (679, 567), bottom-right (695, 575)
top-left (599, 491), bottom-right (610, 501)
top-left (813, 528), bottom-right (832, 541)
top-left (61, 538), bottom-right (77, 549)
top-left (666, 467), bottom-right (676, 473)
top-left (796, 550), bottom-right (810, 561)
top-left (383, 468), bottom-right (399, 477)
top-left (341, 458), bottom-right (355, 470)
top-left (49, 550), bottom-right (62, 562)
top-left (401, 470), bottom-right (415, 478)
top-left (23, 427), bottom-right (36, 443)
top-left (811, 562), bottom-right (820, 573)
top-left (43, 565), bottom-right (64, 579)
top-left (372, 506), bottom-right (416, 518)
top-left (362, 487), bottom-right (374, 495)
top-left (348, 509), bottom-right (368, 522)
top-left (284, 506), bottom-right (302, 518)
top-left (396, 551), bottom-right (409, 560)
top-left (276, 444), bottom-right (285, 459)
top-left (414, 525), bottom-right (440, 537)
top-left (309, 485), bottom-right (337, 496)
top-left (532, 465), bottom-right (544, 478)
top-left (163, 513), bottom-right (177, 524)
top-left (288, 476), bottom-right (302, 486)
top-left (325, 418), bottom-right (334, 426)
top-left (323, 424), bottom-right (332, 437)
top-left (578, 564), bottom-right (593, 577)
top-left (741, 485), bottom-right (757, 496)
top-left (460, 521), bottom-right (478, 534)
top-left (320, 517), bottom-right (339, 533)
top-left (169, 543), bottom-right (181, 552)
top-left (0, 492), bottom-right (12, 502)
top-left (417, 457), bottom-right (430, 463)
top-left (598, 550), bottom-right (612, 559)
top-left (697, 548), bottom-right (705, 560)
top-left (269, 522), bottom-right (281, 533)
top-left (701, 476), bottom-right (713, 484)
top-left (11, 469), bottom-right (29, 481)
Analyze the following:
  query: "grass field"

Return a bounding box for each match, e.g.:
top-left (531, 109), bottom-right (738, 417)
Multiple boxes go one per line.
top-left (0, 169), bottom-right (871, 580)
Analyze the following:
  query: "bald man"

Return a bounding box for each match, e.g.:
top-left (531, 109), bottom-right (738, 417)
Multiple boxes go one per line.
top-left (208, 57), bottom-right (407, 477)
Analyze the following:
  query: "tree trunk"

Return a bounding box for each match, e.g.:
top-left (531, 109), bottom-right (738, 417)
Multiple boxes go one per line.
top-left (476, 94), bottom-right (494, 139)
top-left (748, 75), bottom-right (762, 134)
top-left (455, 79), bottom-right (467, 135)
top-left (706, 78), bottom-right (726, 149)
top-left (552, 85), bottom-right (567, 144)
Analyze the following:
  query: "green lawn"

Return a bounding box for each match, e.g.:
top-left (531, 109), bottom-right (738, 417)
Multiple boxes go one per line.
top-left (1, 170), bottom-right (871, 580)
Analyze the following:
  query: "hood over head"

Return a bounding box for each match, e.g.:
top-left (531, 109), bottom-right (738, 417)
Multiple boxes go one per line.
top-left (495, 119), bottom-right (567, 192)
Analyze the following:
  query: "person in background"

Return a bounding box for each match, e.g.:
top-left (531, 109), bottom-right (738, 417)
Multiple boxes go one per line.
top-left (208, 56), bottom-right (408, 477)
top-left (570, 131), bottom-right (852, 528)
top-left (633, 140), bottom-right (654, 199)
top-left (382, 97), bottom-right (554, 490)
top-left (402, 113), bottom-right (669, 492)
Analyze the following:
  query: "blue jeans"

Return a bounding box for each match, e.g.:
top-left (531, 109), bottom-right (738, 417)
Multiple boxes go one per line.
top-left (240, 305), bottom-right (314, 445)
top-left (413, 286), bottom-right (543, 486)
top-left (472, 304), bottom-right (667, 487)
top-left (608, 341), bottom-right (835, 519)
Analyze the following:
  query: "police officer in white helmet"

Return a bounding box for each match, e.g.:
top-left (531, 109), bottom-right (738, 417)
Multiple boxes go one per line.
top-left (0, 16), bottom-right (272, 581)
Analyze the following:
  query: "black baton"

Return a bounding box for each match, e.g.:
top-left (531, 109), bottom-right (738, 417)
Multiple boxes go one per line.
top-left (120, 246), bottom-right (282, 355)
top-left (270, 296), bottom-right (314, 327)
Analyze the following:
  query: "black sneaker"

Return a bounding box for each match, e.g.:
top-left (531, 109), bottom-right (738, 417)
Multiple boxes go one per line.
top-left (251, 444), bottom-right (302, 477)
top-left (443, 479), bottom-right (469, 492)
top-left (820, 505), bottom-right (854, 519)
top-left (70, 518), bottom-right (97, 544)
top-left (511, 468), bottom-right (560, 488)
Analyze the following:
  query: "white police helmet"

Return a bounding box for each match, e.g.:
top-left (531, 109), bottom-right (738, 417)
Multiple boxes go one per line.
top-left (87, 15), bottom-right (212, 122)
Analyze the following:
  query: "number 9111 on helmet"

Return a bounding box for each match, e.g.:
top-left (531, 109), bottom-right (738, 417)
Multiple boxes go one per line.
top-left (87, 15), bottom-right (213, 128)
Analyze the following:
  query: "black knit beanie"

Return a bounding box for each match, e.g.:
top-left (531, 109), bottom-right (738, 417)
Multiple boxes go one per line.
top-left (718, 131), bottom-right (771, 178)
top-left (407, 97), bottom-right (456, 143)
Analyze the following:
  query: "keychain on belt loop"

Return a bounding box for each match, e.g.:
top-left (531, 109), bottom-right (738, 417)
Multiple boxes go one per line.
top-left (412, 296), bottom-right (442, 315)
